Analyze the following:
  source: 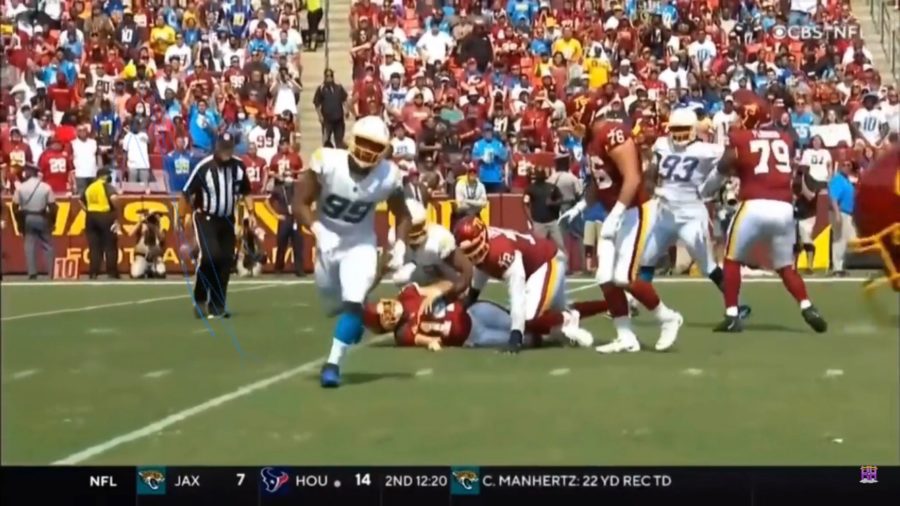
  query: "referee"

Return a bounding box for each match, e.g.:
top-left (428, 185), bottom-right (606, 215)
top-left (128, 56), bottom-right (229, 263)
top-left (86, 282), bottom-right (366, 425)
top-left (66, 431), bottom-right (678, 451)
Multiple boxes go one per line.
top-left (178, 132), bottom-right (255, 318)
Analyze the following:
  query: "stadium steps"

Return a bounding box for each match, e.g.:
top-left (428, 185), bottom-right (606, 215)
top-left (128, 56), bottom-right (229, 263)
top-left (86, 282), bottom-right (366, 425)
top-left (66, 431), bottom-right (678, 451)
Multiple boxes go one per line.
top-left (852, 0), bottom-right (900, 86)
top-left (298, 1), bottom-right (356, 161)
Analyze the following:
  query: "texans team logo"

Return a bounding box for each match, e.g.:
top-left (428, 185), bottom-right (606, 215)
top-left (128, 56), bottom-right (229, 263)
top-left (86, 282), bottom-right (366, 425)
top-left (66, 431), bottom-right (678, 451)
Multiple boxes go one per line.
top-left (452, 470), bottom-right (479, 490)
top-left (138, 470), bottom-right (166, 490)
top-left (260, 467), bottom-right (290, 494)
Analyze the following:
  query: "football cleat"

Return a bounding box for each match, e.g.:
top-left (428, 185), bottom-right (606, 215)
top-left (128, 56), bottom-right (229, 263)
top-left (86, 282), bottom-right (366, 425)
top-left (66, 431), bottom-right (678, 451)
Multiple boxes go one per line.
top-left (595, 335), bottom-right (641, 354)
top-left (738, 304), bottom-right (752, 320)
top-left (801, 306), bottom-right (828, 333)
top-left (502, 330), bottom-right (524, 354)
top-left (713, 315), bottom-right (743, 333)
top-left (320, 363), bottom-right (341, 388)
top-left (655, 312), bottom-right (684, 351)
top-left (560, 310), bottom-right (594, 347)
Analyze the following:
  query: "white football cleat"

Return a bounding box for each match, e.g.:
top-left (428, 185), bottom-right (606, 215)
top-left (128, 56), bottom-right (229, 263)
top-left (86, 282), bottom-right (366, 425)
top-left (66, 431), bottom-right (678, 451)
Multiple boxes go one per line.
top-left (595, 335), bottom-right (641, 354)
top-left (560, 310), bottom-right (594, 347)
top-left (655, 312), bottom-right (684, 351)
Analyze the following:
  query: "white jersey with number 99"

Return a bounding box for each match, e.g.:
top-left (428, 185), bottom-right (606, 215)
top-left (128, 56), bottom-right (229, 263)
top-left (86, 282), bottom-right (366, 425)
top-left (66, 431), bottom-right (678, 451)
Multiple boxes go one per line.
top-left (310, 147), bottom-right (404, 246)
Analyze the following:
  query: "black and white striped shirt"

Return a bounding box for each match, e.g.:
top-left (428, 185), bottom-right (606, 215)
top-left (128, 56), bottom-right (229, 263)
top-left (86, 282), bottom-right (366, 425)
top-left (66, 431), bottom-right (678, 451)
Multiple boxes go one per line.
top-left (183, 155), bottom-right (251, 217)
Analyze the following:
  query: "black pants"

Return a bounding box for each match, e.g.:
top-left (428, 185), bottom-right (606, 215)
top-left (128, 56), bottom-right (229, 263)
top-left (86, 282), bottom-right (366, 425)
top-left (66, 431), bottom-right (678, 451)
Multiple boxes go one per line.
top-left (306, 8), bottom-right (324, 48)
top-left (322, 119), bottom-right (345, 148)
top-left (193, 213), bottom-right (236, 313)
top-left (274, 218), bottom-right (304, 275)
top-left (85, 212), bottom-right (119, 278)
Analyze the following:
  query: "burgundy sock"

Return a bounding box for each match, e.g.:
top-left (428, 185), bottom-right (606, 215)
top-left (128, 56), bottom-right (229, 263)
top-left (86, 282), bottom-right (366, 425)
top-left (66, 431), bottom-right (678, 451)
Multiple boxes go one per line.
top-left (723, 259), bottom-right (742, 309)
top-left (601, 284), bottom-right (629, 318)
top-left (628, 280), bottom-right (660, 310)
top-left (776, 266), bottom-right (810, 304)
top-left (526, 312), bottom-right (565, 335)
top-left (571, 300), bottom-right (609, 318)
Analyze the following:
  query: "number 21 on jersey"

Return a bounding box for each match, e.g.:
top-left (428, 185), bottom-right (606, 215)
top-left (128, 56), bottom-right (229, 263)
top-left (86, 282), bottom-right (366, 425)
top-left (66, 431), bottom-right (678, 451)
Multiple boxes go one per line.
top-left (750, 139), bottom-right (791, 174)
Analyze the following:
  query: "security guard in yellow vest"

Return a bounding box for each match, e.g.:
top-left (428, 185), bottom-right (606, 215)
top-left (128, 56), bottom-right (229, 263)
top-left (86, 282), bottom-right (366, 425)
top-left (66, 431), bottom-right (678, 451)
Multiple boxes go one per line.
top-left (82, 168), bottom-right (121, 279)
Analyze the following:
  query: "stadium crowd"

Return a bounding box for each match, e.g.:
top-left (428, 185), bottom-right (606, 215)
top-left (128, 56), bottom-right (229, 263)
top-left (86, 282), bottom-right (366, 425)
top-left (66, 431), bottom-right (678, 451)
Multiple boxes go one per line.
top-left (1, 0), bottom-right (899, 278)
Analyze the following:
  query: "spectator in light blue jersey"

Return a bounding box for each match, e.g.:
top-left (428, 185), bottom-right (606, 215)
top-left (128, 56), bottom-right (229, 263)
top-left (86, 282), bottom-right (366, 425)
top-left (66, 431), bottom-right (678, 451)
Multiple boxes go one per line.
top-left (164, 137), bottom-right (195, 193)
top-left (507, 0), bottom-right (538, 27)
top-left (186, 94), bottom-right (221, 154)
top-left (472, 123), bottom-right (509, 194)
top-left (790, 96), bottom-right (817, 148)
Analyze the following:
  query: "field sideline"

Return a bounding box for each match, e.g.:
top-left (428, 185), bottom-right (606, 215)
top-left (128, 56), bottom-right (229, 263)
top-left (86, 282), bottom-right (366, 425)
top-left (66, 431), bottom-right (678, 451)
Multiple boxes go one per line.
top-left (1, 277), bottom-right (897, 466)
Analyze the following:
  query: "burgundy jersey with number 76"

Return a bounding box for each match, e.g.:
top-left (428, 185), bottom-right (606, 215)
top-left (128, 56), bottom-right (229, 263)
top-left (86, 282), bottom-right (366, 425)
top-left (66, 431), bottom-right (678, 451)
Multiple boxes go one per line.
top-left (587, 120), bottom-right (649, 210)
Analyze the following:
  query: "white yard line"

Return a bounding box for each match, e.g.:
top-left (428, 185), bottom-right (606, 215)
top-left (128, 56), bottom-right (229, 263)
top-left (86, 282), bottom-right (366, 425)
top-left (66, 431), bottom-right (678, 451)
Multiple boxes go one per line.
top-left (1, 284), bottom-right (285, 322)
top-left (142, 370), bottom-right (172, 379)
top-left (50, 282), bottom-right (597, 465)
top-left (51, 333), bottom-right (392, 465)
top-left (549, 368), bottom-right (570, 376)
top-left (1, 277), bottom-right (869, 287)
top-left (10, 369), bottom-right (40, 381)
top-left (415, 368), bottom-right (433, 377)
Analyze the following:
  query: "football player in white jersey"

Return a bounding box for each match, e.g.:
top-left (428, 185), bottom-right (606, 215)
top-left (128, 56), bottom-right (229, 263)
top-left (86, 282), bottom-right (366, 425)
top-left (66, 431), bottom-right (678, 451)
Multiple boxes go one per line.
top-left (293, 116), bottom-right (413, 388)
top-left (639, 108), bottom-right (751, 320)
top-left (387, 199), bottom-right (474, 296)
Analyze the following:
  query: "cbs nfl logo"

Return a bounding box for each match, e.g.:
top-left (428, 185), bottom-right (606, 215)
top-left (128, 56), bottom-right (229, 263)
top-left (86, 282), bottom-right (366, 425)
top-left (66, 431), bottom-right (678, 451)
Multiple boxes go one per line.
top-left (859, 465), bottom-right (878, 484)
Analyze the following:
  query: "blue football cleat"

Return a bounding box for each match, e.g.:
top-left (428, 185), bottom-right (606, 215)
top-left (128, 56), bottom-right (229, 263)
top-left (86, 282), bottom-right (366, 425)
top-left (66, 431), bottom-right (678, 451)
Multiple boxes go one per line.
top-left (738, 305), bottom-right (752, 320)
top-left (320, 363), bottom-right (341, 388)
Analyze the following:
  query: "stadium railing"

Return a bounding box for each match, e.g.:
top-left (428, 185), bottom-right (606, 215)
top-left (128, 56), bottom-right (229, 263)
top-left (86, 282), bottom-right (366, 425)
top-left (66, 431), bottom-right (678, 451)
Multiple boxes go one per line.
top-left (869, 0), bottom-right (900, 84)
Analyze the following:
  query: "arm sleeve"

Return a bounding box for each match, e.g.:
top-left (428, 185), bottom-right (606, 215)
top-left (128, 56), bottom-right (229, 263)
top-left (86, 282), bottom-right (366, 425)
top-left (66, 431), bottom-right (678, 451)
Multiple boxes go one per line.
top-left (501, 251), bottom-right (527, 333)
top-left (471, 267), bottom-right (489, 292)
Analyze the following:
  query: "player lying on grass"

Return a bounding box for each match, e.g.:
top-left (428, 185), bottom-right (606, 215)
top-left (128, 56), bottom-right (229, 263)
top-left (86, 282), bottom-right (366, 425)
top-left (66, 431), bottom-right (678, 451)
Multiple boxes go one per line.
top-left (386, 199), bottom-right (473, 291)
top-left (453, 216), bottom-right (606, 352)
top-left (363, 281), bottom-right (608, 351)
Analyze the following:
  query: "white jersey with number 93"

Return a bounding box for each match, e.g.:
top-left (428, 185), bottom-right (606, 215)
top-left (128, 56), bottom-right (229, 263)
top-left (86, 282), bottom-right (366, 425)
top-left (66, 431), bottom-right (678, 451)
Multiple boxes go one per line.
top-left (310, 147), bottom-right (404, 246)
top-left (652, 137), bottom-right (724, 219)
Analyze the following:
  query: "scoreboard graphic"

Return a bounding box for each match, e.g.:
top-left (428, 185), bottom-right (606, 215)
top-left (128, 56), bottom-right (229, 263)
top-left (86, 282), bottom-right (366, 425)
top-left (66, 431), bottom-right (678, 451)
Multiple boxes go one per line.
top-left (1, 466), bottom-right (896, 505)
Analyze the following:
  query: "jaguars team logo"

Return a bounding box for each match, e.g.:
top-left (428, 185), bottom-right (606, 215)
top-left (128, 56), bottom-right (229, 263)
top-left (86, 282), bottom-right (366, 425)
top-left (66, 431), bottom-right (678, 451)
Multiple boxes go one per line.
top-left (450, 467), bottom-right (480, 495)
top-left (136, 467), bottom-right (167, 495)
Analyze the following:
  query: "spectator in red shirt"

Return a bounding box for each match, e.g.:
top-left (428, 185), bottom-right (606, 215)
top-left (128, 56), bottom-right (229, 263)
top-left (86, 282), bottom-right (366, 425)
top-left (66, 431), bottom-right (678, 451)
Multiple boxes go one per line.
top-left (241, 143), bottom-right (268, 195)
top-left (268, 137), bottom-right (303, 185)
top-left (37, 136), bottom-right (73, 194)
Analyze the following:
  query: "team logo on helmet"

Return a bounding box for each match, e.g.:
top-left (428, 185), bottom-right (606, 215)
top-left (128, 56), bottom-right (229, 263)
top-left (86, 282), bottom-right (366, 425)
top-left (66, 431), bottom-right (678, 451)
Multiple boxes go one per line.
top-left (454, 217), bottom-right (489, 264)
top-left (376, 298), bottom-right (403, 331)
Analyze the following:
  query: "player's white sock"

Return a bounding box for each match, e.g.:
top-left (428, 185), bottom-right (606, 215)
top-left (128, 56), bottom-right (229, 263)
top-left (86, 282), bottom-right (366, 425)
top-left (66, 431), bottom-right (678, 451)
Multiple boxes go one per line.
top-left (725, 306), bottom-right (739, 317)
top-left (326, 339), bottom-right (350, 366)
top-left (612, 317), bottom-right (639, 343)
top-left (799, 300), bottom-right (812, 310)
top-left (650, 302), bottom-right (678, 322)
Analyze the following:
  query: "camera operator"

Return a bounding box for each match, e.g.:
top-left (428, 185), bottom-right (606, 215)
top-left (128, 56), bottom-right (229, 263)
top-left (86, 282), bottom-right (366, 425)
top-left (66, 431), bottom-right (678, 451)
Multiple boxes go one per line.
top-left (714, 177), bottom-right (741, 264)
top-left (236, 216), bottom-right (267, 277)
top-left (130, 211), bottom-right (167, 279)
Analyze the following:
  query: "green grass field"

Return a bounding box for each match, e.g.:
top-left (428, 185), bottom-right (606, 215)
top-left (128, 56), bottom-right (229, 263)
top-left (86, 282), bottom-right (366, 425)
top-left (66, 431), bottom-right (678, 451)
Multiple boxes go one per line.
top-left (1, 278), bottom-right (897, 466)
